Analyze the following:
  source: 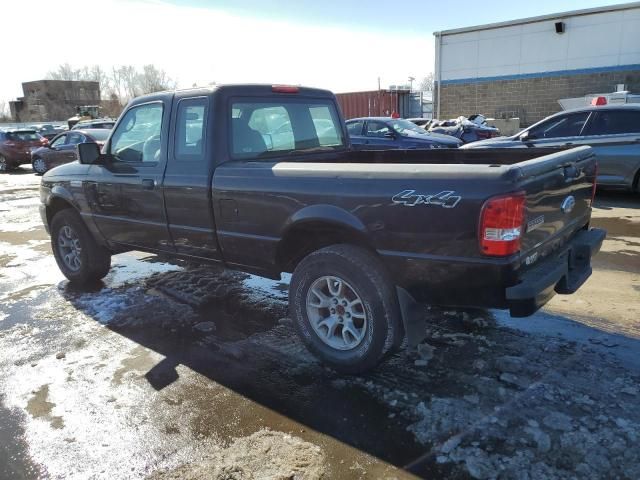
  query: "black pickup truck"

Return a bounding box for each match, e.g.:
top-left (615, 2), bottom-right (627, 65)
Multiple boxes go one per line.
top-left (39, 84), bottom-right (605, 372)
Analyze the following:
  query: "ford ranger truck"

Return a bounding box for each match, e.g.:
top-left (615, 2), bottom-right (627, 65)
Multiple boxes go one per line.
top-left (39, 84), bottom-right (605, 373)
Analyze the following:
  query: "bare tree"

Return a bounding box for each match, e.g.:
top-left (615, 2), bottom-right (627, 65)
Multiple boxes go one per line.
top-left (46, 63), bottom-right (177, 104)
top-left (419, 73), bottom-right (435, 92)
top-left (0, 99), bottom-right (11, 122)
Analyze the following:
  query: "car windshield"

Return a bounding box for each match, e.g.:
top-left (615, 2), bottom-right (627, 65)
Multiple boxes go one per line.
top-left (7, 131), bottom-right (39, 141)
top-left (390, 119), bottom-right (428, 136)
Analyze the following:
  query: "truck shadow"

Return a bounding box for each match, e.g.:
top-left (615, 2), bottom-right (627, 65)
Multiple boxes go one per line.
top-left (60, 263), bottom-right (640, 478)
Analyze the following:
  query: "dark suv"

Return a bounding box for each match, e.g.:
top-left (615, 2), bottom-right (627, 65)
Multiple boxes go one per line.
top-left (0, 129), bottom-right (48, 172)
top-left (463, 104), bottom-right (640, 192)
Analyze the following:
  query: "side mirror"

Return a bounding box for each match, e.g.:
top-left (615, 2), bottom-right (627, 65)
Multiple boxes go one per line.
top-left (520, 130), bottom-right (535, 142)
top-left (77, 142), bottom-right (102, 164)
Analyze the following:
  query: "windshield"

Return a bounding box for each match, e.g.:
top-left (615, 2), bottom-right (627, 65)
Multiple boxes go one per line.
top-left (390, 119), bottom-right (428, 136)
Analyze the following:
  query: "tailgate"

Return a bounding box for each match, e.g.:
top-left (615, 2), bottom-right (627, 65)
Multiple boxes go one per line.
top-left (515, 146), bottom-right (597, 262)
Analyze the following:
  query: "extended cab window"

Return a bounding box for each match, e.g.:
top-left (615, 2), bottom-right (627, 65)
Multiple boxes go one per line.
top-left (175, 98), bottom-right (207, 161)
top-left (231, 99), bottom-right (345, 159)
top-left (110, 103), bottom-right (163, 162)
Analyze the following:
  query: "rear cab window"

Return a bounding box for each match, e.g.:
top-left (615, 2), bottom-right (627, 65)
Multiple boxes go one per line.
top-left (230, 98), bottom-right (345, 159)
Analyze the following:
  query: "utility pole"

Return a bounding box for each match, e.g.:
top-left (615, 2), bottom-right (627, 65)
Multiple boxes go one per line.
top-left (408, 76), bottom-right (415, 92)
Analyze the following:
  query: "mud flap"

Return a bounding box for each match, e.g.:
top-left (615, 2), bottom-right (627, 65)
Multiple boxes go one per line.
top-left (396, 287), bottom-right (426, 348)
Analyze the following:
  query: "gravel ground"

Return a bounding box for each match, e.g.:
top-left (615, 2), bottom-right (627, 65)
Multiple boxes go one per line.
top-left (0, 168), bottom-right (639, 479)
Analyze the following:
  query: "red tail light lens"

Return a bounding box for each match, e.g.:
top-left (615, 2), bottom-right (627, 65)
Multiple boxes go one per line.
top-left (479, 192), bottom-right (526, 256)
top-left (272, 85), bottom-right (299, 94)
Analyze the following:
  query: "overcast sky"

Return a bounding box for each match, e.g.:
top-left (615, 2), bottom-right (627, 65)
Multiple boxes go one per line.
top-left (0, 0), bottom-right (631, 102)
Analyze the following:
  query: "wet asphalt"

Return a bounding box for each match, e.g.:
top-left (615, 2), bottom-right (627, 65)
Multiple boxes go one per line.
top-left (0, 167), bottom-right (639, 479)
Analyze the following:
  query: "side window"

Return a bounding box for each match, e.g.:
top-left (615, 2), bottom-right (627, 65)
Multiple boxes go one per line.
top-left (51, 134), bottom-right (67, 148)
top-left (347, 121), bottom-right (364, 136)
top-left (528, 112), bottom-right (590, 139)
top-left (110, 103), bottom-right (163, 162)
top-left (585, 110), bottom-right (640, 136)
top-left (175, 97), bottom-right (207, 161)
top-left (67, 133), bottom-right (85, 145)
top-left (366, 121), bottom-right (391, 137)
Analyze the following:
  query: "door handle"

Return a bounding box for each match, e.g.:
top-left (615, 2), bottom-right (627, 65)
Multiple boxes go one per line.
top-left (141, 179), bottom-right (156, 190)
top-left (564, 143), bottom-right (574, 146)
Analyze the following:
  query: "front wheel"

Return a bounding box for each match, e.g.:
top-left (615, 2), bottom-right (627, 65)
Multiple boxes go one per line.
top-left (289, 244), bottom-right (402, 374)
top-left (50, 209), bottom-right (112, 283)
top-left (32, 157), bottom-right (48, 175)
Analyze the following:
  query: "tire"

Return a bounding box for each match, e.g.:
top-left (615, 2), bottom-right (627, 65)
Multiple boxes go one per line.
top-left (32, 157), bottom-right (48, 175)
top-left (289, 244), bottom-right (402, 374)
top-left (50, 209), bottom-right (111, 283)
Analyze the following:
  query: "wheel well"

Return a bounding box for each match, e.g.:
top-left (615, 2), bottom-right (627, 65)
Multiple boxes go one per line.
top-left (276, 222), bottom-right (374, 273)
top-left (46, 197), bottom-right (74, 227)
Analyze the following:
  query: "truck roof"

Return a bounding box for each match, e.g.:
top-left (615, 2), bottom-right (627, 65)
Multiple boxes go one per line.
top-left (129, 84), bottom-right (336, 105)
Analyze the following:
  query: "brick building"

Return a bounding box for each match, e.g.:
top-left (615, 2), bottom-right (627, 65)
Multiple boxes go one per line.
top-left (10, 80), bottom-right (101, 122)
top-left (433, 3), bottom-right (640, 126)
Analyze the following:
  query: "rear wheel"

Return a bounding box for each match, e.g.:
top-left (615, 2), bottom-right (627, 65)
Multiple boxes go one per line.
top-left (51, 209), bottom-right (111, 283)
top-left (289, 244), bottom-right (402, 374)
top-left (32, 157), bottom-right (48, 175)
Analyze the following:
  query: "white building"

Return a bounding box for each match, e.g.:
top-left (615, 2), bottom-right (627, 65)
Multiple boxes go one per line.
top-left (434, 2), bottom-right (640, 124)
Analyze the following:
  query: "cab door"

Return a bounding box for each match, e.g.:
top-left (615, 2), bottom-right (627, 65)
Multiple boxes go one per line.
top-left (163, 95), bottom-right (221, 260)
top-left (86, 100), bottom-right (174, 252)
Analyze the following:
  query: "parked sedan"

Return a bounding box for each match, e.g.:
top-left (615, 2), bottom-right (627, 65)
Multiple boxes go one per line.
top-left (346, 117), bottom-right (462, 150)
top-left (463, 104), bottom-right (640, 192)
top-left (30, 129), bottom-right (110, 175)
top-left (0, 129), bottom-right (48, 172)
top-left (71, 119), bottom-right (115, 130)
top-left (30, 124), bottom-right (67, 140)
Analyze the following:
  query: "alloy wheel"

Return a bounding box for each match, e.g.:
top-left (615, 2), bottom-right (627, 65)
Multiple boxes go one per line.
top-left (306, 275), bottom-right (368, 351)
top-left (57, 225), bottom-right (82, 272)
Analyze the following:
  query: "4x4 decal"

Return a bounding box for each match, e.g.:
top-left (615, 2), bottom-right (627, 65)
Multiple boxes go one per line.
top-left (392, 190), bottom-right (462, 208)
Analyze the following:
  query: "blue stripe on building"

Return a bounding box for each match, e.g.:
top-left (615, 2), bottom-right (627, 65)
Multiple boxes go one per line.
top-left (441, 64), bottom-right (640, 86)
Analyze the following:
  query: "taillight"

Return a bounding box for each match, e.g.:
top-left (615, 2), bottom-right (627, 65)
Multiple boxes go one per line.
top-left (479, 192), bottom-right (526, 256)
top-left (590, 163), bottom-right (598, 206)
top-left (272, 85), bottom-right (299, 94)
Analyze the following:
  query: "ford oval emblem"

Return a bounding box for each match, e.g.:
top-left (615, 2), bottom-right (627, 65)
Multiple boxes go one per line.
top-left (561, 195), bottom-right (576, 214)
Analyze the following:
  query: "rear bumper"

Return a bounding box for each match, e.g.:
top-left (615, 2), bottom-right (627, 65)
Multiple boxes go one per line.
top-left (505, 228), bottom-right (606, 317)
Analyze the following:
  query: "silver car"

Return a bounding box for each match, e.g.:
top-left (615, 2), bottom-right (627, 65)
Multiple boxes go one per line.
top-left (462, 104), bottom-right (640, 192)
